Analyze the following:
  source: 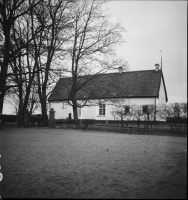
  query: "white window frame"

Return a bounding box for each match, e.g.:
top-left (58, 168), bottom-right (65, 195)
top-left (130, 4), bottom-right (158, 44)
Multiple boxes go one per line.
top-left (99, 103), bottom-right (106, 116)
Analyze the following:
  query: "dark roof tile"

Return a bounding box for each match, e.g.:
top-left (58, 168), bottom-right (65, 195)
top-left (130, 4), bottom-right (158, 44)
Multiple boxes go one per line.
top-left (48, 70), bottom-right (164, 101)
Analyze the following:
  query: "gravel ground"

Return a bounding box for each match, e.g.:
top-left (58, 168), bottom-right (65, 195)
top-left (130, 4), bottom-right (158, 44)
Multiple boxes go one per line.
top-left (0, 127), bottom-right (187, 199)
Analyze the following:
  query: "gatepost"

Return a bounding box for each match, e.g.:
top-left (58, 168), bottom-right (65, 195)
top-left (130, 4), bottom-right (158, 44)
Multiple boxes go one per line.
top-left (24, 109), bottom-right (29, 128)
top-left (49, 108), bottom-right (56, 128)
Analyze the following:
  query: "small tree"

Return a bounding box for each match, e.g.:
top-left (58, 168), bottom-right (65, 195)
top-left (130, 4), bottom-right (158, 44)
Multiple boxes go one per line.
top-left (158, 103), bottom-right (187, 133)
top-left (181, 103), bottom-right (187, 133)
top-left (4, 92), bottom-right (19, 114)
top-left (130, 105), bottom-right (144, 128)
top-left (144, 104), bottom-right (157, 130)
top-left (126, 104), bottom-right (157, 131)
top-left (110, 99), bottom-right (132, 131)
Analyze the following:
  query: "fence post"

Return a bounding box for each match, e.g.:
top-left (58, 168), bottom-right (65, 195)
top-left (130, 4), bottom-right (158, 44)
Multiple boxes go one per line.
top-left (49, 108), bottom-right (56, 128)
top-left (24, 109), bottom-right (29, 128)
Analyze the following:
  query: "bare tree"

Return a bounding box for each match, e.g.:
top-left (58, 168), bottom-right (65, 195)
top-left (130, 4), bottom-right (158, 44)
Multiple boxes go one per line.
top-left (181, 103), bottom-right (187, 133)
top-left (110, 99), bottom-right (135, 131)
top-left (65, 0), bottom-right (126, 124)
top-left (4, 85), bottom-right (39, 116)
top-left (4, 92), bottom-right (19, 114)
top-left (130, 105), bottom-right (144, 128)
top-left (27, 84), bottom-right (40, 116)
top-left (142, 104), bottom-right (156, 130)
top-left (7, 9), bottom-right (43, 126)
top-left (158, 103), bottom-right (187, 133)
top-left (30, 0), bottom-right (73, 126)
top-left (0, 0), bottom-right (42, 128)
top-left (111, 103), bottom-right (157, 131)
top-left (1, 0), bottom-right (73, 127)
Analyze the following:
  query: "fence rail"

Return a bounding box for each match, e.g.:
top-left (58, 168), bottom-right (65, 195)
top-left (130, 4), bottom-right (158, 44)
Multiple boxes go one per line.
top-left (56, 121), bottom-right (187, 134)
top-left (2, 114), bottom-right (187, 134)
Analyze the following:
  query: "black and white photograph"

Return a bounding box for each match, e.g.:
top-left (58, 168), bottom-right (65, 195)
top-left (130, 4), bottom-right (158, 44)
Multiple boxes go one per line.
top-left (0, 0), bottom-right (187, 199)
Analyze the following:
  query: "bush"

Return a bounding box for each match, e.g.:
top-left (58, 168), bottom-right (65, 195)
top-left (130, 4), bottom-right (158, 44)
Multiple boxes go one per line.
top-left (55, 119), bottom-right (75, 124)
top-left (55, 119), bottom-right (96, 125)
top-left (166, 117), bottom-right (187, 124)
top-left (30, 115), bottom-right (38, 124)
top-left (2, 115), bottom-right (17, 124)
top-left (29, 115), bottom-right (42, 126)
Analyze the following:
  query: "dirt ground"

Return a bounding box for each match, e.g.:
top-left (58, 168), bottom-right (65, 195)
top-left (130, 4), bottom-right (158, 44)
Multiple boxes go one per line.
top-left (0, 128), bottom-right (187, 199)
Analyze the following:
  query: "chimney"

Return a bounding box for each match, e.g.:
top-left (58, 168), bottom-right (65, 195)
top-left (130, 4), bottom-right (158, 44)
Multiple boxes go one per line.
top-left (155, 63), bottom-right (160, 71)
top-left (118, 66), bottom-right (123, 74)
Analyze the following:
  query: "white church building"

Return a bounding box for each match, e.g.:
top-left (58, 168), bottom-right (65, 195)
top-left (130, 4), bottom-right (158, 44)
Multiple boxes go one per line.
top-left (48, 64), bottom-right (168, 121)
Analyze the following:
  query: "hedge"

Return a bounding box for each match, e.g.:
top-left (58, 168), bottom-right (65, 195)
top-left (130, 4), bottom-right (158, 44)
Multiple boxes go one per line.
top-left (1, 115), bottom-right (17, 123)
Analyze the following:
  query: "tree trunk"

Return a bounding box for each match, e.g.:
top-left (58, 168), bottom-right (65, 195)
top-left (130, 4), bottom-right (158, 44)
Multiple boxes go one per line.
top-left (0, 31), bottom-right (10, 128)
top-left (0, 93), bottom-right (4, 129)
top-left (0, 86), bottom-right (5, 115)
top-left (72, 93), bottom-right (79, 125)
top-left (41, 99), bottom-right (48, 126)
top-left (40, 85), bottom-right (48, 126)
top-left (73, 104), bottom-right (79, 125)
top-left (17, 101), bottom-right (23, 127)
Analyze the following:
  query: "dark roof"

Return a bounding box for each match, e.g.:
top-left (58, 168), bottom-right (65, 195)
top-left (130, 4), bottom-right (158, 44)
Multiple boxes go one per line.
top-left (48, 69), bottom-right (168, 102)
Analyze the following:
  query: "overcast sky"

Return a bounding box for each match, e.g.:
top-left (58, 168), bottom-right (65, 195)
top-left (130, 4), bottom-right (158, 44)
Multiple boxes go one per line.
top-left (105, 0), bottom-right (187, 104)
top-left (3, 0), bottom-right (187, 114)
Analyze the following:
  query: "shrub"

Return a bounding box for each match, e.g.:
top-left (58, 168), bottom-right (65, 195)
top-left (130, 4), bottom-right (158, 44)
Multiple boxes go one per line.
top-left (2, 115), bottom-right (17, 123)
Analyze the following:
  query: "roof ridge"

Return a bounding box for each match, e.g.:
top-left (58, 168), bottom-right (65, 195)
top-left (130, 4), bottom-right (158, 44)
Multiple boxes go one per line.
top-left (59, 69), bottom-right (160, 80)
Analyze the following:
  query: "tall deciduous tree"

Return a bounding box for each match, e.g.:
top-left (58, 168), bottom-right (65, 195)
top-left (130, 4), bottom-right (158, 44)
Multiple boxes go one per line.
top-left (66, 0), bottom-right (126, 124)
top-left (32, 0), bottom-right (73, 126)
top-left (0, 0), bottom-right (41, 127)
top-left (7, 7), bottom-right (44, 126)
